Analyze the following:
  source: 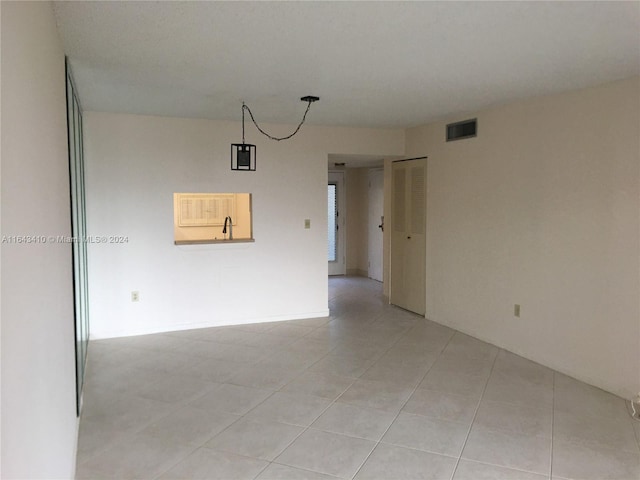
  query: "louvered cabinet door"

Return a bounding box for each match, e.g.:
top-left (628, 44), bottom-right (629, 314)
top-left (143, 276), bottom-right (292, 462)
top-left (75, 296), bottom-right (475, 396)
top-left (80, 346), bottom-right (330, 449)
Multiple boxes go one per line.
top-left (390, 158), bottom-right (426, 315)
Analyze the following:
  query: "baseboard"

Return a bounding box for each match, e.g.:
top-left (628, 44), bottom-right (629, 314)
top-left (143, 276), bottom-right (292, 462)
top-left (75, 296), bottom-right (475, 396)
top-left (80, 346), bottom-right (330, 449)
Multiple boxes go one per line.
top-left (346, 269), bottom-right (369, 277)
top-left (427, 314), bottom-right (635, 401)
top-left (90, 309), bottom-right (331, 340)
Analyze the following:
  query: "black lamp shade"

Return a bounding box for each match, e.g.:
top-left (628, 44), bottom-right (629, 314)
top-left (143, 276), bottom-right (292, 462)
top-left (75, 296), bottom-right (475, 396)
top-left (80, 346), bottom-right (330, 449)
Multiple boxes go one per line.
top-left (231, 143), bottom-right (256, 171)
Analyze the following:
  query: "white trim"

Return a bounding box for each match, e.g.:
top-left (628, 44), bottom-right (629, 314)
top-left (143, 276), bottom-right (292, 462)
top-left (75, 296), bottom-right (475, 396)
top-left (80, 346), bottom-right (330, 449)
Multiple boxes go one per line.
top-left (89, 309), bottom-right (331, 339)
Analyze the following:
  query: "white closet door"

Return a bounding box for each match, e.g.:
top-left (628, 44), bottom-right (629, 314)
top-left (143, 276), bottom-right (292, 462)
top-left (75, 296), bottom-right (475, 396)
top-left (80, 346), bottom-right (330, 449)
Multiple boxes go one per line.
top-left (368, 168), bottom-right (384, 282)
top-left (390, 158), bottom-right (426, 315)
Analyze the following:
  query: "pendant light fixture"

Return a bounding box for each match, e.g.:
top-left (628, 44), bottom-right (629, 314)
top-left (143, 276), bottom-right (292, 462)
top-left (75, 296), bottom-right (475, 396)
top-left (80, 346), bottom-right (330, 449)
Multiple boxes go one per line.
top-left (231, 95), bottom-right (319, 171)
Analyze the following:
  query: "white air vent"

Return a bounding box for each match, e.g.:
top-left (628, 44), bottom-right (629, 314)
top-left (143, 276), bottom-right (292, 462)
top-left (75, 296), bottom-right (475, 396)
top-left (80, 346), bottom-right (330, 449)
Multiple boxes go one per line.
top-left (447, 118), bottom-right (477, 141)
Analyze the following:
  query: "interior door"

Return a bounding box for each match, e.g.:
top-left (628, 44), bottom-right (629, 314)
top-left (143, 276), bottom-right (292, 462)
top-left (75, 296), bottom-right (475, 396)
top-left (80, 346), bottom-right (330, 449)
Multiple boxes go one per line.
top-left (368, 168), bottom-right (384, 282)
top-left (328, 171), bottom-right (346, 275)
top-left (390, 158), bottom-right (426, 315)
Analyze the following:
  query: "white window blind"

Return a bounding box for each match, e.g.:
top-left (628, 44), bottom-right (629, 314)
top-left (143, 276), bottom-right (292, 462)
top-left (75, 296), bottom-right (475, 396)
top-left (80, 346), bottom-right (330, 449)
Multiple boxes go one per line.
top-left (178, 194), bottom-right (236, 227)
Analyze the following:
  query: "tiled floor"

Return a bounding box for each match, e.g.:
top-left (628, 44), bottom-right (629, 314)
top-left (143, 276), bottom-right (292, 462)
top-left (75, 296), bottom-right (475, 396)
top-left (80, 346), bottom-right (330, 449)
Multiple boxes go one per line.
top-left (76, 276), bottom-right (640, 480)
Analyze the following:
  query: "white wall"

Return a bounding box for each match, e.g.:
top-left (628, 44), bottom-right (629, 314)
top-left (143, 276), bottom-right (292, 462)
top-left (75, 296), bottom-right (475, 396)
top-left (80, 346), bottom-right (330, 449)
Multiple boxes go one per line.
top-left (84, 112), bottom-right (404, 338)
top-left (346, 168), bottom-right (369, 276)
top-left (405, 77), bottom-right (640, 399)
top-left (1, 2), bottom-right (79, 478)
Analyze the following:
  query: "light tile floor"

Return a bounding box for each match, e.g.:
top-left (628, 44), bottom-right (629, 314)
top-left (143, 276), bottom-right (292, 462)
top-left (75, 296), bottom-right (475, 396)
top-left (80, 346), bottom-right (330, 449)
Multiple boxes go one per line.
top-left (76, 276), bottom-right (640, 480)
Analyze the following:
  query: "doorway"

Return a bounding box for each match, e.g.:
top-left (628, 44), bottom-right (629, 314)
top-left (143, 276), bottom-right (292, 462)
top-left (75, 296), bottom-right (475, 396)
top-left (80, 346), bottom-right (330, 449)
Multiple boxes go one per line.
top-left (328, 171), bottom-right (346, 275)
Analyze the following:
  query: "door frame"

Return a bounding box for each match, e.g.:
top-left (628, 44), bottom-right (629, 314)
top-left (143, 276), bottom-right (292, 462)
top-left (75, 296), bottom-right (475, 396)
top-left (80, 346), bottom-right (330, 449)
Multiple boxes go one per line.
top-left (328, 171), bottom-right (346, 275)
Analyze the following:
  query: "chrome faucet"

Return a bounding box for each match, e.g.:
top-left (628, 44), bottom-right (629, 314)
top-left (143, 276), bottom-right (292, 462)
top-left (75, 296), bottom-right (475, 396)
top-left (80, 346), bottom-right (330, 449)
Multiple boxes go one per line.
top-left (222, 216), bottom-right (233, 240)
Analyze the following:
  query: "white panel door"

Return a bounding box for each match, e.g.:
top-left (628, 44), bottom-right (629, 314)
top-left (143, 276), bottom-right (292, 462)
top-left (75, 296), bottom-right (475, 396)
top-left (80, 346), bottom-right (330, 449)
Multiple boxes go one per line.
top-left (390, 158), bottom-right (426, 315)
top-left (368, 168), bottom-right (384, 282)
top-left (328, 171), bottom-right (346, 275)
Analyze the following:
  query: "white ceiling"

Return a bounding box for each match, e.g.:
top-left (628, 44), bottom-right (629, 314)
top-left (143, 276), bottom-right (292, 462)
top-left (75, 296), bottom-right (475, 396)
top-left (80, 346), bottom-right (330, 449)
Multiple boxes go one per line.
top-left (54, 1), bottom-right (640, 130)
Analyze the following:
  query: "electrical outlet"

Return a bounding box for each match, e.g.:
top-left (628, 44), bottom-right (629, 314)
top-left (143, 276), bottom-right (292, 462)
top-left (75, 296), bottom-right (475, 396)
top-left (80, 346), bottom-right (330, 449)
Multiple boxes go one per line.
top-left (131, 291), bottom-right (139, 302)
top-left (514, 304), bottom-right (521, 317)
top-left (304, 219), bottom-right (311, 229)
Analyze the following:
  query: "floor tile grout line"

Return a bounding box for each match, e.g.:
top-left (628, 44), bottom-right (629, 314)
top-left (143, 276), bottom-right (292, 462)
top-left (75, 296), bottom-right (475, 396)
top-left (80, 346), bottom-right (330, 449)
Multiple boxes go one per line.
top-left (472, 394), bottom-right (553, 413)
top-left (266, 461), bottom-right (344, 479)
top-left (211, 320), bottom-right (370, 480)
top-left (349, 325), bottom-right (458, 480)
top-left (456, 458), bottom-right (553, 478)
top-left (449, 423), bottom-right (554, 442)
top-left (268, 306), bottom-right (426, 479)
top-left (549, 427), bottom-right (640, 456)
top-left (150, 405), bottom-right (336, 480)
top-left (80, 277), bottom-right (638, 479)
top-left (129, 333), bottom-right (331, 479)
top-left (249, 457), bottom-right (271, 480)
top-left (85, 339), bottom-right (474, 475)
top-left (77, 387), bottom-right (194, 468)
top-left (248, 305), bottom-right (449, 479)
top-left (449, 345), bottom-right (500, 480)
top-left (257, 306), bottom-right (422, 478)
top-left (149, 442), bottom-right (201, 480)
top-left (250, 387), bottom-right (338, 475)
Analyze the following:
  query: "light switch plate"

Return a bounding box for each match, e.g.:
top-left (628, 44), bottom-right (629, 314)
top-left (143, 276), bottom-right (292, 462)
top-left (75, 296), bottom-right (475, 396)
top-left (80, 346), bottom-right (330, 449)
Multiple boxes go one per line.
top-left (304, 219), bottom-right (311, 229)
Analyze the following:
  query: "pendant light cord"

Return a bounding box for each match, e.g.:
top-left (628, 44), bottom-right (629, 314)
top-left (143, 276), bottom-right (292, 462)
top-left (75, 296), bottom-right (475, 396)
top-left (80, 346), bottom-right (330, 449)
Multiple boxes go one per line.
top-left (242, 103), bottom-right (246, 143)
top-left (242, 99), bottom-right (314, 142)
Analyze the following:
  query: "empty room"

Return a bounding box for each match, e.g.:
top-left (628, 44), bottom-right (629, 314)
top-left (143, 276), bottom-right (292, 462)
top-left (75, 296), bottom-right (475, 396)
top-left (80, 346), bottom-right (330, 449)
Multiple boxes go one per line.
top-left (1, 1), bottom-right (639, 479)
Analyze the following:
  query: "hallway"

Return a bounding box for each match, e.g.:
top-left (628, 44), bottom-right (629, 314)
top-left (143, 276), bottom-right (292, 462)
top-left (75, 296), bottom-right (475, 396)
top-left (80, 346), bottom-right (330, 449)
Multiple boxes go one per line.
top-left (76, 277), bottom-right (640, 479)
